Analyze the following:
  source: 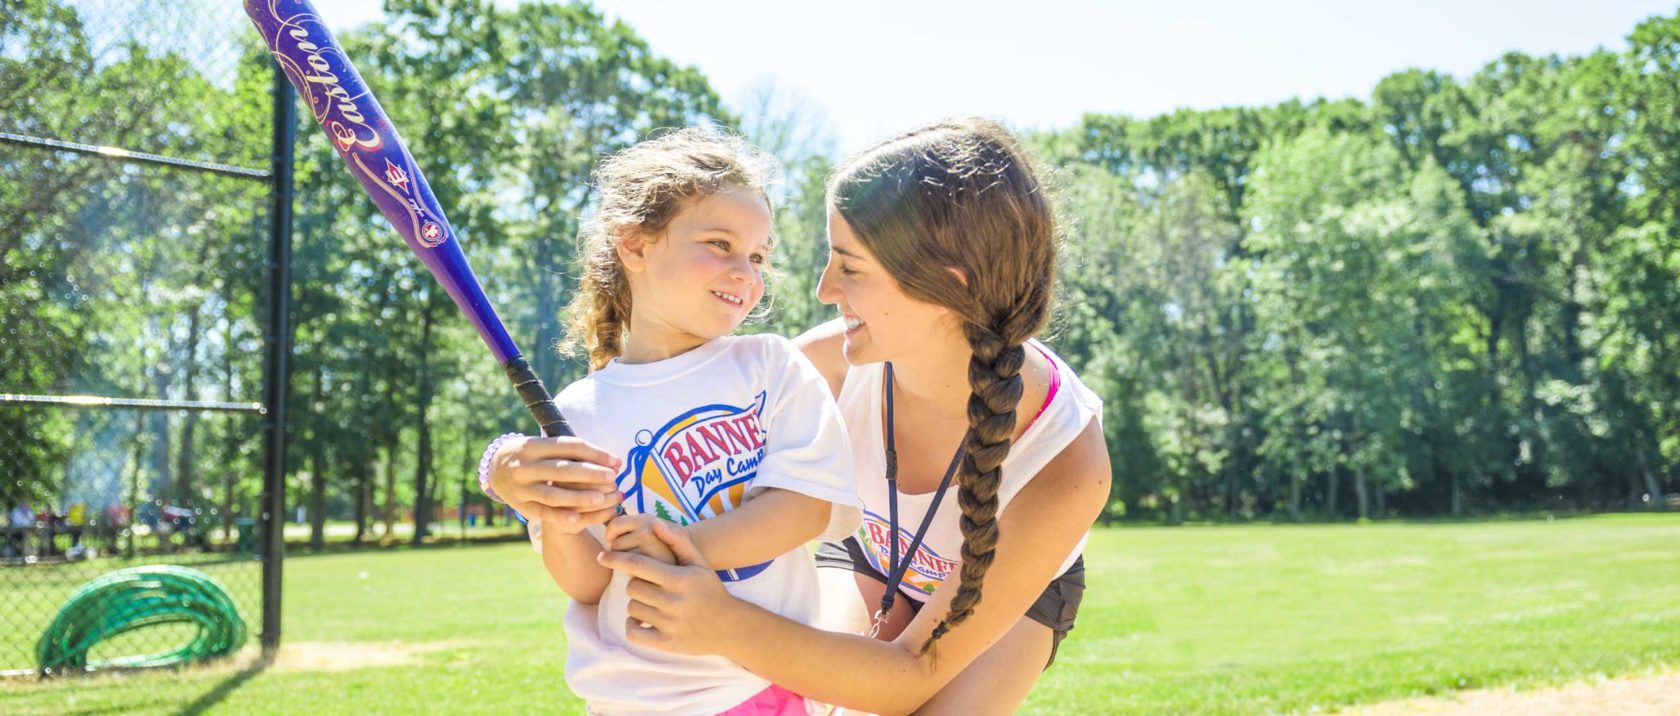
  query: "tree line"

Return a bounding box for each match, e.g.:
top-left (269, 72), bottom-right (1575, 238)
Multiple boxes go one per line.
top-left (3, 0), bottom-right (1676, 546)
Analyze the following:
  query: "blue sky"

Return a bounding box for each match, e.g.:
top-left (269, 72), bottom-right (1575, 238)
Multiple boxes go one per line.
top-left (324, 0), bottom-right (1680, 153)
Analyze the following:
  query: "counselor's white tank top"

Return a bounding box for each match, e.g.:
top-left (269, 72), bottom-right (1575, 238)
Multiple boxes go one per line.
top-left (836, 339), bottom-right (1102, 602)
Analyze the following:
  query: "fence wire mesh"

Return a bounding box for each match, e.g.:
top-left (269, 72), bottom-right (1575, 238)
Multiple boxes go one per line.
top-left (2, 0), bottom-right (280, 676)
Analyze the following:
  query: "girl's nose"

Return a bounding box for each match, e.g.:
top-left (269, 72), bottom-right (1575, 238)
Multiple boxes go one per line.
top-left (730, 255), bottom-right (759, 284)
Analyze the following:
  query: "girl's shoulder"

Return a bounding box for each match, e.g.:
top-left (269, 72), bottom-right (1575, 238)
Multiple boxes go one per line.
top-left (729, 333), bottom-right (838, 391)
top-left (728, 332), bottom-right (802, 368)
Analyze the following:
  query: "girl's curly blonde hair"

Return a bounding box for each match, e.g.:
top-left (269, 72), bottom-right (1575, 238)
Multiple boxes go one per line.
top-left (560, 127), bottom-right (777, 371)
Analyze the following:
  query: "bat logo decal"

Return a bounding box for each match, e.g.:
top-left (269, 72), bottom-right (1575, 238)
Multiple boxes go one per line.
top-left (385, 159), bottom-right (410, 193)
top-left (420, 222), bottom-right (444, 247)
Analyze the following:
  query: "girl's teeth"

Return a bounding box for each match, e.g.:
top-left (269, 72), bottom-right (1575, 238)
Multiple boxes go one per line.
top-left (711, 291), bottom-right (741, 305)
top-left (844, 317), bottom-right (863, 330)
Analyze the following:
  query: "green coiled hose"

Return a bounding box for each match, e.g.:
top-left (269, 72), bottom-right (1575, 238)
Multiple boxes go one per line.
top-left (36, 565), bottom-right (247, 674)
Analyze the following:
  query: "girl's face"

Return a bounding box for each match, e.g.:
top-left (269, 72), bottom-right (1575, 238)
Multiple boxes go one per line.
top-left (621, 186), bottom-right (771, 356)
top-left (817, 213), bottom-right (958, 365)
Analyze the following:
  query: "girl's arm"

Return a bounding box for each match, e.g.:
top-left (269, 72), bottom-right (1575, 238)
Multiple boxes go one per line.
top-left (604, 420), bottom-right (1111, 715)
top-left (606, 488), bottom-right (831, 570)
top-left (539, 521), bottom-right (613, 605)
top-left (481, 435), bottom-right (625, 605)
top-left (685, 488), bottom-right (831, 568)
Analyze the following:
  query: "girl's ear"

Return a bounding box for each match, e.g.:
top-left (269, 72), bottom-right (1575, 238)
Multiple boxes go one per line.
top-left (616, 229), bottom-right (650, 274)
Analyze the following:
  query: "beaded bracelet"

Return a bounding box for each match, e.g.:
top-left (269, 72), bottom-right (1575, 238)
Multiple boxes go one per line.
top-left (477, 432), bottom-right (527, 505)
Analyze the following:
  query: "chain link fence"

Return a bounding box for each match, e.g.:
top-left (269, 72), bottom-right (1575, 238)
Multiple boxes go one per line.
top-left (2, 0), bottom-right (287, 676)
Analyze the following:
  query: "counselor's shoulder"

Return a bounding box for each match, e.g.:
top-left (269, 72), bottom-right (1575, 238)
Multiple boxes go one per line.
top-left (788, 319), bottom-right (848, 399)
top-left (1015, 342), bottom-right (1110, 515)
top-left (1015, 418), bottom-right (1110, 530)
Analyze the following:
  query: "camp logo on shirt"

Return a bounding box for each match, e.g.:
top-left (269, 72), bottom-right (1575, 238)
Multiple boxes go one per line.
top-left (615, 392), bottom-right (771, 582)
top-left (857, 509), bottom-right (959, 596)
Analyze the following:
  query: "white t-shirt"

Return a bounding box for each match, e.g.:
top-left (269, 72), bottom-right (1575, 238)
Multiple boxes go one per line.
top-left (542, 334), bottom-right (859, 716)
top-left (839, 340), bottom-right (1100, 602)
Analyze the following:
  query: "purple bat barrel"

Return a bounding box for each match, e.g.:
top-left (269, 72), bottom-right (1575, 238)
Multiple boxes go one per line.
top-left (246, 0), bottom-right (573, 439)
top-left (244, 0), bottom-right (519, 365)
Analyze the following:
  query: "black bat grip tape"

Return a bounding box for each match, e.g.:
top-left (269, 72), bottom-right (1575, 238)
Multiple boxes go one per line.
top-left (503, 357), bottom-right (573, 438)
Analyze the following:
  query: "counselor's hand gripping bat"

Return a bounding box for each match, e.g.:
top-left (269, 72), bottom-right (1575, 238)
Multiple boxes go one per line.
top-left (244, 0), bottom-right (572, 439)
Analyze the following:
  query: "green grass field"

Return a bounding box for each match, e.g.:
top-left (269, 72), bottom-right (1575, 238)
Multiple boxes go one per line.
top-left (3, 514), bottom-right (1678, 714)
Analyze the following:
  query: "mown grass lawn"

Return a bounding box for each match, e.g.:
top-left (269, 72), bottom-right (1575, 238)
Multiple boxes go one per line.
top-left (4, 513), bottom-right (1678, 715)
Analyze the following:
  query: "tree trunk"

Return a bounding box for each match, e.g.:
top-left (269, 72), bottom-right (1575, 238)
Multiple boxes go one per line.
top-left (352, 464), bottom-right (369, 547)
top-left (411, 298), bottom-right (438, 546)
top-left (533, 264), bottom-right (563, 392)
top-left (220, 320), bottom-right (239, 546)
top-left (382, 430), bottom-right (398, 543)
top-left (308, 446), bottom-right (327, 551)
top-left (355, 282), bottom-right (390, 547)
top-left (127, 418), bottom-right (144, 559)
top-left (1225, 465), bottom-right (1238, 520)
top-left (413, 417), bottom-right (433, 544)
top-left (222, 467), bottom-right (237, 548)
top-left (175, 304), bottom-right (204, 508)
top-left (1354, 468), bottom-right (1370, 520)
top-left (308, 365), bottom-right (328, 552)
top-left (1327, 467), bottom-right (1340, 519)
top-left (172, 421), bottom-right (198, 514)
top-left (148, 358), bottom-right (173, 511)
top-left (1639, 450), bottom-right (1665, 511)
top-left (459, 428), bottom-right (472, 536)
top-left (380, 325), bottom-right (402, 543)
top-left (1451, 471), bottom-right (1463, 517)
top-left (1288, 468), bottom-right (1303, 522)
top-left (1283, 344), bottom-right (1306, 523)
top-left (1349, 408), bottom-right (1370, 520)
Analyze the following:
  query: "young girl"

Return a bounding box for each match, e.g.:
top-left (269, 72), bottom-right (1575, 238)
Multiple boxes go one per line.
top-left (483, 128), bottom-right (859, 715)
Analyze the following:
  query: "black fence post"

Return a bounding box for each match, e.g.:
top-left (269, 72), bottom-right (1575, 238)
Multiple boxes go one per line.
top-left (260, 59), bottom-right (297, 658)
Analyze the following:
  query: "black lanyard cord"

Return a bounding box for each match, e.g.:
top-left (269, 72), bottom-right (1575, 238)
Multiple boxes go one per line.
top-left (877, 362), bottom-right (965, 623)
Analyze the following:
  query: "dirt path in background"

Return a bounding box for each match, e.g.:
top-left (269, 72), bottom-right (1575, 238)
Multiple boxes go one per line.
top-left (266, 640), bottom-right (467, 671)
top-left (1344, 669), bottom-right (1680, 716)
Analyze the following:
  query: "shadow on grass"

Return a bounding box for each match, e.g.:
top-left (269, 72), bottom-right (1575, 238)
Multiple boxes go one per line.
top-left (172, 660), bottom-right (267, 716)
top-left (60, 706), bottom-right (143, 716)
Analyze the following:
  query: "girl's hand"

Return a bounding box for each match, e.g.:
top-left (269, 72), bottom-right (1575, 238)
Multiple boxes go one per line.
top-left (599, 521), bottom-right (739, 657)
top-left (605, 513), bottom-right (679, 565)
top-left (491, 436), bottom-right (623, 532)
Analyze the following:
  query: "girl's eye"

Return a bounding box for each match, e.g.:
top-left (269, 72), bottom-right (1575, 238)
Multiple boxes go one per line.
top-left (749, 253), bottom-right (766, 265)
top-left (709, 239), bottom-right (731, 251)
top-left (838, 265), bottom-right (858, 276)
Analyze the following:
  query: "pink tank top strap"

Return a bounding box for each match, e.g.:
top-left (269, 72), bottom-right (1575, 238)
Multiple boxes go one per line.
top-left (1022, 342), bottom-right (1061, 433)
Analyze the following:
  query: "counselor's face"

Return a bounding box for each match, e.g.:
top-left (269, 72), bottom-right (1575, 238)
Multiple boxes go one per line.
top-left (817, 212), bottom-right (958, 365)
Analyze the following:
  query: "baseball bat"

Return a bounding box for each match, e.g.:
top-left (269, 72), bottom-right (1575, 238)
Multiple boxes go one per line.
top-left (244, 0), bottom-right (572, 439)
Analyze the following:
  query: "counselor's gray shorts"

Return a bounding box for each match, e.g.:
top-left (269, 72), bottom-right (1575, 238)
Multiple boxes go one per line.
top-left (813, 536), bottom-right (1086, 668)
